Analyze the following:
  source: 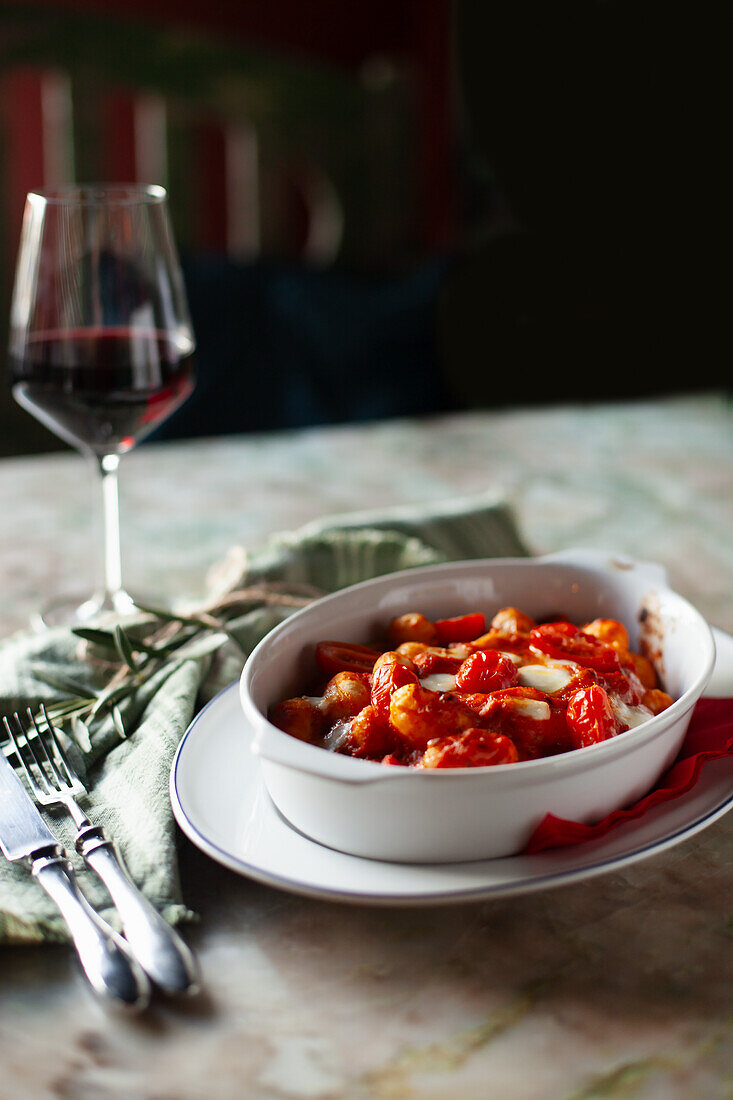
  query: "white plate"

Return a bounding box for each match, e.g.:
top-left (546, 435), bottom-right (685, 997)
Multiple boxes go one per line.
top-left (170, 628), bottom-right (733, 906)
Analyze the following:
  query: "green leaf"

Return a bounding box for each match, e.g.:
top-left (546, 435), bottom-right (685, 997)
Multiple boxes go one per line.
top-left (90, 681), bottom-right (134, 718)
top-left (113, 625), bottom-right (138, 671)
top-left (111, 705), bottom-right (126, 739)
top-left (71, 715), bottom-right (93, 753)
top-left (71, 627), bottom-right (118, 650)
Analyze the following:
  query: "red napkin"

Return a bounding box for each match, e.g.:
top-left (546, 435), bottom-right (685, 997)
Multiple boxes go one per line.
top-left (524, 698), bottom-right (733, 854)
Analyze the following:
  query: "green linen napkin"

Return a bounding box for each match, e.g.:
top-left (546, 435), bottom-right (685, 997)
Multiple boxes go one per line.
top-left (0, 493), bottom-right (528, 944)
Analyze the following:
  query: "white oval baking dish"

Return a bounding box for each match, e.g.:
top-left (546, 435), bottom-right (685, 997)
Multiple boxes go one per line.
top-left (239, 549), bottom-right (715, 863)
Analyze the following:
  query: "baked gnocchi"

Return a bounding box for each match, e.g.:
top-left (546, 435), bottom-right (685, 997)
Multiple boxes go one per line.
top-left (268, 607), bottom-right (673, 768)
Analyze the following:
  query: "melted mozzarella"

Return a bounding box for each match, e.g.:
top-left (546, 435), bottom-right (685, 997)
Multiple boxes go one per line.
top-left (322, 719), bottom-right (352, 750)
top-left (610, 696), bottom-right (653, 730)
top-left (518, 664), bottom-right (573, 693)
top-left (504, 697), bottom-right (551, 721)
top-left (420, 673), bottom-right (457, 693)
top-left (303, 695), bottom-right (327, 712)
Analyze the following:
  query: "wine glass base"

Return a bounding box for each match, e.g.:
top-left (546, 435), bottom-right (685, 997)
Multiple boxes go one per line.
top-left (31, 588), bottom-right (140, 631)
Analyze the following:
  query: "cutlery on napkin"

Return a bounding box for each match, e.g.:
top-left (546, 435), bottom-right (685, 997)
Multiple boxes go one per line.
top-left (0, 746), bottom-right (150, 1009)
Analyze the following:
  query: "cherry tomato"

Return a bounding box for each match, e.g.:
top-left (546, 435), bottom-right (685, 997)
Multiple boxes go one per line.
top-left (482, 686), bottom-right (567, 759)
top-left (455, 650), bottom-right (519, 693)
top-left (451, 691), bottom-right (493, 718)
top-left (601, 666), bottom-right (646, 706)
top-left (413, 649), bottom-right (465, 676)
top-left (315, 641), bottom-right (381, 676)
top-left (421, 728), bottom-right (519, 768)
top-left (371, 653), bottom-right (419, 720)
top-left (529, 622), bottom-right (620, 673)
top-left (565, 685), bottom-right (619, 748)
top-left (434, 612), bottom-right (486, 644)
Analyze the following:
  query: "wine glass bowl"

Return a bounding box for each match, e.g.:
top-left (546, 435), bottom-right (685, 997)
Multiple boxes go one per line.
top-left (8, 184), bottom-right (195, 626)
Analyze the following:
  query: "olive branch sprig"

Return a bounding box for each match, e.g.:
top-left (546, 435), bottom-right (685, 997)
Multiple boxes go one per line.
top-left (28, 584), bottom-right (320, 753)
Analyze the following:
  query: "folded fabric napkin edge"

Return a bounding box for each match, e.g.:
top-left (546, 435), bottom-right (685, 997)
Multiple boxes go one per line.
top-left (524, 697), bottom-right (733, 854)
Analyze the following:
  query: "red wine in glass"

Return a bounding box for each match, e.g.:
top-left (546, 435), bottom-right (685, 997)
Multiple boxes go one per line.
top-left (8, 184), bottom-right (196, 627)
top-left (11, 327), bottom-right (195, 455)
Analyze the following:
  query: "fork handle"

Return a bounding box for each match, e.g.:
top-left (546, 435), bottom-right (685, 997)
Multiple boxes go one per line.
top-left (31, 849), bottom-right (150, 1010)
top-left (77, 826), bottom-right (199, 995)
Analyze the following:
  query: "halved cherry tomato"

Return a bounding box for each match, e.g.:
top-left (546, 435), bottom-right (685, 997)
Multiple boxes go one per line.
top-left (455, 650), bottom-right (519, 693)
top-left (413, 649), bottom-right (465, 676)
top-left (315, 641), bottom-right (381, 676)
top-left (529, 622), bottom-right (620, 673)
top-left (434, 612), bottom-right (486, 644)
top-left (565, 685), bottom-right (619, 748)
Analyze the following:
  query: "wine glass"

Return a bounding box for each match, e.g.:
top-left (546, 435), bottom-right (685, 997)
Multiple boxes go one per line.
top-left (8, 184), bottom-right (195, 627)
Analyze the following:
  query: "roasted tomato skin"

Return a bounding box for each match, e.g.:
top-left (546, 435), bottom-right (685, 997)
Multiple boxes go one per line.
top-left (421, 728), bottom-right (519, 768)
top-left (481, 686), bottom-right (568, 760)
top-left (601, 666), bottom-right (646, 706)
top-left (455, 650), bottom-right (519, 693)
top-left (370, 652), bottom-right (419, 720)
top-left (565, 684), bottom-right (619, 748)
top-left (434, 612), bottom-right (486, 644)
top-left (315, 641), bottom-right (381, 676)
top-left (530, 622), bottom-right (620, 673)
top-left (413, 648), bottom-right (465, 676)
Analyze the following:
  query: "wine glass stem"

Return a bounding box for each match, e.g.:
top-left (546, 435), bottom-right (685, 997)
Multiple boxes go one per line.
top-left (98, 453), bottom-right (123, 603)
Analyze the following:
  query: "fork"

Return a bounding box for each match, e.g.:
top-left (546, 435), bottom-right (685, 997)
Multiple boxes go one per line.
top-left (5, 707), bottom-right (200, 996)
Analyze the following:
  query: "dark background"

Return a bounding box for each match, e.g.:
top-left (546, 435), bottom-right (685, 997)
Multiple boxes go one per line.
top-left (0, 1), bottom-right (726, 456)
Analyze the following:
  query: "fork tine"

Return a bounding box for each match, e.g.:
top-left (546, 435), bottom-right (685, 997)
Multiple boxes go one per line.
top-left (28, 707), bottom-right (66, 789)
top-left (5, 713), bottom-right (47, 798)
top-left (40, 702), bottom-right (80, 787)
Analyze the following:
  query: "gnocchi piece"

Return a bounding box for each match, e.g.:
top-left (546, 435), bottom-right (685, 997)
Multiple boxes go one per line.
top-left (389, 682), bottom-right (476, 750)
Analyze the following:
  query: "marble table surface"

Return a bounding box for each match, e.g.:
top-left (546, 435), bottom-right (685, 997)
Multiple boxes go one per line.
top-left (1, 393), bottom-right (732, 1099)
